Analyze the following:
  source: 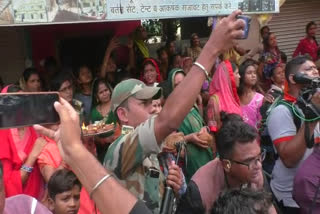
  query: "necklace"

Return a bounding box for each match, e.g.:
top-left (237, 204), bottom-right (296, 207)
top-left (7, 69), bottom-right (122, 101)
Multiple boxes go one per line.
top-left (97, 104), bottom-right (110, 117)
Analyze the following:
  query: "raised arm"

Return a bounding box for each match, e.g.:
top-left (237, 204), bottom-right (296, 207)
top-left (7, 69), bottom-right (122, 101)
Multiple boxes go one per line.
top-left (100, 37), bottom-right (120, 79)
top-left (154, 11), bottom-right (245, 144)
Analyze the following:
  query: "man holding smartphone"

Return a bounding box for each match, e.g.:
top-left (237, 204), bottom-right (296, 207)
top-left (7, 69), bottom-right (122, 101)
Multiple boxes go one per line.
top-left (103, 11), bottom-right (246, 213)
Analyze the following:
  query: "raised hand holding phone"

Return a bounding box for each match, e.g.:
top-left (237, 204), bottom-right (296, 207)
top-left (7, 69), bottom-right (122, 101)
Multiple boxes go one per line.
top-left (0, 92), bottom-right (60, 129)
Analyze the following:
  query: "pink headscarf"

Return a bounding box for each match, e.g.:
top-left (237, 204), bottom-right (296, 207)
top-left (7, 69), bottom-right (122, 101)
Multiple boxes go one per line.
top-left (1, 85), bottom-right (11, 93)
top-left (209, 60), bottom-right (242, 115)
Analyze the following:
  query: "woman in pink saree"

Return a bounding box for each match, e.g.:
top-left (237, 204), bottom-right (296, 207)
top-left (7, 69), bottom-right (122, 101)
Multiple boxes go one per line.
top-left (206, 60), bottom-right (242, 132)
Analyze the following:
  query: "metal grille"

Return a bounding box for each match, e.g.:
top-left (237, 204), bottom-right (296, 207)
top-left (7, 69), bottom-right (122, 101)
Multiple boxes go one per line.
top-left (269, 0), bottom-right (320, 60)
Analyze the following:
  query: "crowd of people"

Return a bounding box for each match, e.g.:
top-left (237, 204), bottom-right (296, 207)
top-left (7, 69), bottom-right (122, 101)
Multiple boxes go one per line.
top-left (0, 10), bottom-right (320, 214)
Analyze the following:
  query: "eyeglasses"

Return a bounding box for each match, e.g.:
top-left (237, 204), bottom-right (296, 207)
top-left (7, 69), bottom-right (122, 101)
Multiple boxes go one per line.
top-left (229, 149), bottom-right (266, 170)
top-left (59, 84), bottom-right (73, 93)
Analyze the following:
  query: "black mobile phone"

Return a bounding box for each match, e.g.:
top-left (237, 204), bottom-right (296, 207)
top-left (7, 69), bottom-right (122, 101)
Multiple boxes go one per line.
top-left (237, 15), bottom-right (252, 40)
top-left (0, 92), bottom-right (60, 129)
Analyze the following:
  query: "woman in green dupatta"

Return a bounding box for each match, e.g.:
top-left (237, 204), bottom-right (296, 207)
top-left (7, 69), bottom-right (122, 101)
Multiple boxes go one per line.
top-left (90, 79), bottom-right (119, 163)
top-left (167, 68), bottom-right (214, 183)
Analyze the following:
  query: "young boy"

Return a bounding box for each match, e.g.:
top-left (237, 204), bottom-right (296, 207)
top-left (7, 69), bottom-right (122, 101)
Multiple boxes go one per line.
top-left (48, 169), bottom-right (81, 214)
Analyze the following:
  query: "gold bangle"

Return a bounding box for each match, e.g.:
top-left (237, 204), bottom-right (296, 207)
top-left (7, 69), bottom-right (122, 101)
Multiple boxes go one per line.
top-left (90, 174), bottom-right (113, 199)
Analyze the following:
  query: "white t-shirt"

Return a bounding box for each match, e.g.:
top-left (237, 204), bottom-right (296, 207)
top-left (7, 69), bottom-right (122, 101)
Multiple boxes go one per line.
top-left (267, 104), bottom-right (319, 207)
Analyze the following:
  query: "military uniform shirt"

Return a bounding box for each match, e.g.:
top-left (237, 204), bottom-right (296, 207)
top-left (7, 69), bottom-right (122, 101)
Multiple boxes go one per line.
top-left (104, 117), bottom-right (165, 214)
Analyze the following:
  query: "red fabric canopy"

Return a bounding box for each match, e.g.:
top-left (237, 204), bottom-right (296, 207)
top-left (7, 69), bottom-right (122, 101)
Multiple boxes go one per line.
top-left (29, 21), bottom-right (140, 72)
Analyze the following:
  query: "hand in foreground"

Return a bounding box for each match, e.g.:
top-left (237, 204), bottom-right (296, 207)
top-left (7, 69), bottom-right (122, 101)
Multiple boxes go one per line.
top-left (166, 161), bottom-right (183, 194)
top-left (208, 10), bottom-right (246, 54)
top-left (186, 133), bottom-right (209, 149)
top-left (263, 94), bottom-right (275, 104)
top-left (34, 98), bottom-right (82, 163)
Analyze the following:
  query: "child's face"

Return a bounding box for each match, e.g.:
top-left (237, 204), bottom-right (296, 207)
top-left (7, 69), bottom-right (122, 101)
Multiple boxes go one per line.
top-left (49, 185), bottom-right (81, 214)
top-left (78, 67), bottom-right (92, 84)
top-left (271, 66), bottom-right (285, 85)
top-left (244, 65), bottom-right (257, 87)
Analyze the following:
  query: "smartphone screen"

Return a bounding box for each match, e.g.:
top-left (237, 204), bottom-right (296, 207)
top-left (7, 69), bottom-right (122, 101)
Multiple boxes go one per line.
top-left (0, 92), bottom-right (60, 129)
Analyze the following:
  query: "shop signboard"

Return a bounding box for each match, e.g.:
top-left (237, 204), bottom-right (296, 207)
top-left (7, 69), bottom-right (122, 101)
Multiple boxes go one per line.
top-left (0, 0), bottom-right (279, 25)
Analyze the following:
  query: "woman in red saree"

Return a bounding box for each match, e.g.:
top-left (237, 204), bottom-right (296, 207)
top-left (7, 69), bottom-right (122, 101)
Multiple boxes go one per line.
top-left (0, 85), bottom-right (46, 199)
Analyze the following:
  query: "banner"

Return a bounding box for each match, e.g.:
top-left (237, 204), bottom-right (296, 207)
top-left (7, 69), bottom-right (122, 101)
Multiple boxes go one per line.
top-left (0, 0), bottom-right (279, 26)
top-left (106, 0), bottom-right (280, 21)
top-left (0, 0), bottom-right (108, 25)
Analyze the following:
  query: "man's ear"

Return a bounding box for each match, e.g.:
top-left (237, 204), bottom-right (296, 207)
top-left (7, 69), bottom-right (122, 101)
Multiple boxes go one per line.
top-left (117, 107), bottom-right (129, 124)
top-left (288, 74), bottom-right (296, 85)
top-left (222, 159), bottom-right (232, 173)
top-left (48, 197), bottom-right (55, 212)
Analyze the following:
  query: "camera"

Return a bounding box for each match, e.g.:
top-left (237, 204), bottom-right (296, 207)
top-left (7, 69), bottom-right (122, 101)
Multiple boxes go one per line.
top-left (293, 73), bottom-right (320, 148)
top-left (293, 73), bottom-right (320, 120)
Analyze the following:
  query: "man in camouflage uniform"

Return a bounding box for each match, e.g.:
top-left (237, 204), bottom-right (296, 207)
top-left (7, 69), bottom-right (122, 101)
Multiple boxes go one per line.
top-left (104, 11), bottom-right (245, 214)
top-left (104, 79), bottom-right (179, 213)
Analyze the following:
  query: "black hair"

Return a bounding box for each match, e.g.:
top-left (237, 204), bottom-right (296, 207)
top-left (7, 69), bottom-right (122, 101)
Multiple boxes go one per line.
top-left (74, 64), bottom-right (92, 79)
top-left (158, 80), bottom-right (171, 99)
top-left (190, 33), bottom-right (199, 47)
top-left (169, 54), bottom-right (182, 70)
top-left (115, 69), bottom-right (132, 85)
top-left (50, 72), bottom-right (73, 91)
top-left (280, 51), bottom-right (287, 64)
top-left (231, 62), bottom-right (238, 74)
top-left (211, 188), bottom-right (273, 214)
top-left (270, 64), bottom-right (281, 80)
top-left (157, 47), bottom-right (168, 59)
top-left (306, 21), bottom-right (318, 46)
top-left (44, 56), bottom-right (58, 70)
top-left (220, 111), bottom-right (243, 124)
top-left (216, 119), bottom-right (257, 159)
top-left (165, 40), bottom-right (174, 48)
top-left (0, 77), bottom-right (3, 88)
top-left (91, 79), bottom-right (112, 107)
top-left (238, 60), bottom-right (259, 96)
top-left (7, 85), bottom-right (22, 93)
top-left (262, 32), bottom-right (279, 52)
top-left (23, 68), bottom-right (40, 82)
top-left (285, 55), bottom-right (312, 82)
top-left (260, 26), bottom-right (270, 38)
top-left (48, 169), bottom-right (81, 200)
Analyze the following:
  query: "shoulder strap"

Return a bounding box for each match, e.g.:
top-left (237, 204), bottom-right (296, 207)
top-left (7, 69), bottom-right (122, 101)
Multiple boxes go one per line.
top-left (277, 100), bottom-right (301, 131)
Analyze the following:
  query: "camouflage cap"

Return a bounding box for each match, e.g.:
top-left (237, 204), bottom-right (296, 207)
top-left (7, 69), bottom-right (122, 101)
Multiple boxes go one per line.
top-left (111, 79), bottom-right (162, 112)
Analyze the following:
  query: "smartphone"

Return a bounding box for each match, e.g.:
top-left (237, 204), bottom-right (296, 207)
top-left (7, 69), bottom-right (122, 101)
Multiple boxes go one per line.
top-left (0, 92), bottom-right (60, 129)
top-left (237, 15), bottom-right (252, 40)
